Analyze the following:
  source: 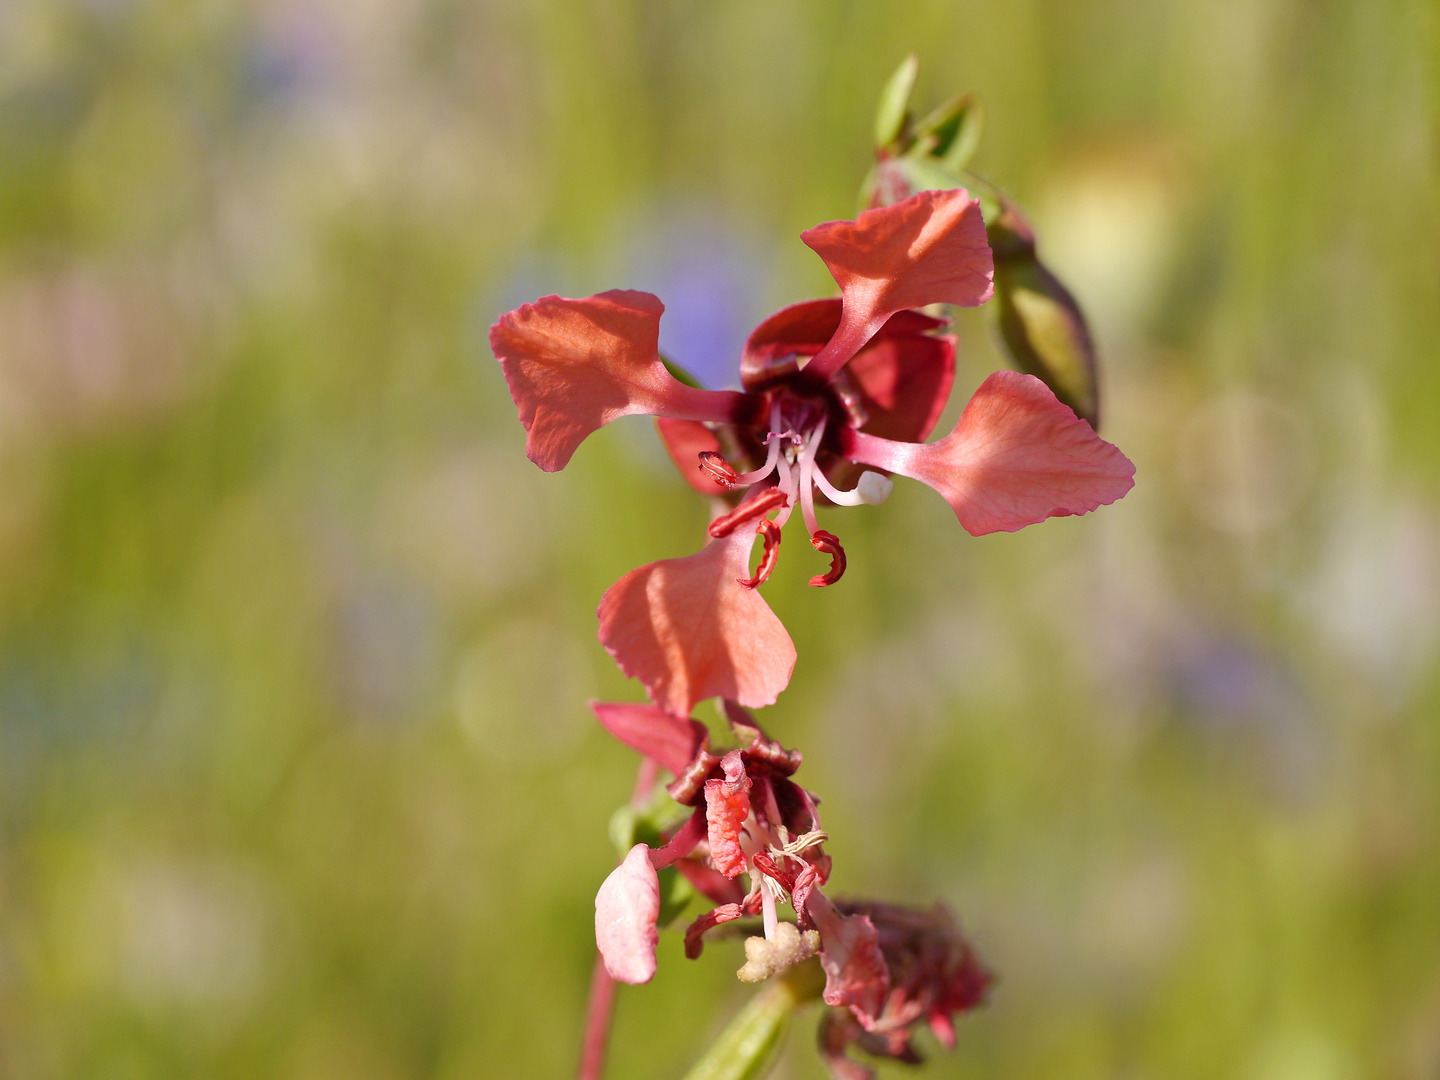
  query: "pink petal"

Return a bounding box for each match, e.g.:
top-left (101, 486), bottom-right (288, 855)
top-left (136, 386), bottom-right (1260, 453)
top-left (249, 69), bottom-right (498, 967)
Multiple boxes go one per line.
top-left (801, 190), bottom-right (993, 382)
top-left (489, 291), bottom-right (748, 471)
top-left (840, 370), bottom-right (1135, 535)
top-left (596, 525), bottom-right (797, 717)
top-left (594, 844), bottom-right (660, 984)
top-left (806, 890), bottom-right (891, 1025)
top-left (847, 331), bottom-right (956, 443)
top-left (654, 418), bottom-right (733, 496)
top-left (704, 750), bottom-right (752, 878)
top-left (590, 701), bottom-right (707, 776)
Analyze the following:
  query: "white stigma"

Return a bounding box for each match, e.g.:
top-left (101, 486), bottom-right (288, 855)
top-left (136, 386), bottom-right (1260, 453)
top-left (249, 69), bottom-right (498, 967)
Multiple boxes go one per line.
top-left (855, 471), bottom-right (893, 505)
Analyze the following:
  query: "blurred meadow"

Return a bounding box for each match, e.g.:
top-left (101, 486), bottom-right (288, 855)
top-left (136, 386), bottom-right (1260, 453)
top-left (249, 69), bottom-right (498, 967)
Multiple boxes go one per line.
top-left (1, 0), bottom-right (1439, 1077)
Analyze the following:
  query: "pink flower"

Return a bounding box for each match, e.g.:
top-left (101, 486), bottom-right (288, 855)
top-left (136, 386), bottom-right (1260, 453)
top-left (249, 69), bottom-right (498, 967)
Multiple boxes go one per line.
top-left (587, 700), bottom-right (834, 984)
top-left (491, 188), bottom-right (1134, 717)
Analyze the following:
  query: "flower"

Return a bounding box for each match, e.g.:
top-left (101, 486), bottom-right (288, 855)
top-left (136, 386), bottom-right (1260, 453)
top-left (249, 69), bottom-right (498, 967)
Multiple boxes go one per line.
top-left (589, 698), bottom-right (992, 1074)
top-left (491, 188), bottom-right (1135, 717)
top-left (588, 699), bottom-right (837, 985)
top-left (812, 900), bottom-right (992, 1080)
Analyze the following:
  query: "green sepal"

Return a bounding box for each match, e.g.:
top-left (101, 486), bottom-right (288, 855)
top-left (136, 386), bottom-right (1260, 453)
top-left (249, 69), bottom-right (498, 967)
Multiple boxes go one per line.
top-left (655, 865), bottom-right (695, 929)
top-left (608, 790), bottom-right (697, 929)
top-left (872, 53), bottom-right (919, 151)
top-left (679, 961), bottom-right (826, 1080)
top-left (661, 353), bottom-right (704, 389)
top-left (910, 92), bottom-right (984, 171)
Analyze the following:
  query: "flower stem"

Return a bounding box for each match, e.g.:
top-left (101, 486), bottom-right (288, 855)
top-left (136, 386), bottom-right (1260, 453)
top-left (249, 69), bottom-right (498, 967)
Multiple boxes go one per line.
top-left (577, 952), bottom-right (617, 1080)
top-left (579, 757), bottom-right (659, 1080)
top-left (679, 960), bottom-right (827, 1080)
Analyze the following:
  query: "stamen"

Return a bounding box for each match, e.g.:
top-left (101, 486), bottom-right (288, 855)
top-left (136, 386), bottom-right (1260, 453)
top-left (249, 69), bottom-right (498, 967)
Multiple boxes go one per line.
top-left (797, 417), bottom-right (826, 536)
top-left (709, 489), bottom-right (788, 538)
top-left (772, 450), bottom-right (798, 528)
top-left (761, 881), bottom-right (778, 941)
top-left (732, 432), bottom-right (783, 486)
top-left (697, 451), bottom-right (739, 487)
top-left (808, 530), bottom-right (847, 587)
top-left (737, 519), bottom-right (781, 588)
top-left (731, 402), bottom-right (788, 487)
top-left (812, 466), bottom-right (894, 507)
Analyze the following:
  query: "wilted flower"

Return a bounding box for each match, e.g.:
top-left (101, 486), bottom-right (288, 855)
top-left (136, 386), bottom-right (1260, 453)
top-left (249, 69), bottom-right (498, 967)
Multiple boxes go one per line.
top-left (813, 900), bottom-right (991, 1080)
top-left (589, 699), bottom-right (837, 984)
top-left (490, 189), bottom-right (1134, 717)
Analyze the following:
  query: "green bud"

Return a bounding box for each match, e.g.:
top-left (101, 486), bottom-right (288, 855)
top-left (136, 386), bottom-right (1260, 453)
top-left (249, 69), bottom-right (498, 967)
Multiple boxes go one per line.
top-left (912, 92), bottom-right (984, 171)
top-left (873, 53), bottom-right (919, 151)
top-left (680, 961), bottom-right (826, 1080)
top-left (990, 204), bottom-right (1102, 428)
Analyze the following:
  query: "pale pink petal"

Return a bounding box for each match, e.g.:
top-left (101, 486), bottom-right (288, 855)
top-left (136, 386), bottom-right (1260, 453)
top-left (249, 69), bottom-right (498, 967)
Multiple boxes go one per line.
top-left (840, 370), bottom-right (1134, 535)
top-left (596, 525), bottom-right (797, 717)
top-left (704, 750), bottom-right (752, 878)
top-left (489, 291), bottom-right (748, 471)
top-left (801, 190), bottom-right (993, 382)
top-left (590, 701), bottom-right (707, 776)
top-left (594, 844), bottom-right (660, 984)
top-left (806, 890), bottom-right (891, 1025)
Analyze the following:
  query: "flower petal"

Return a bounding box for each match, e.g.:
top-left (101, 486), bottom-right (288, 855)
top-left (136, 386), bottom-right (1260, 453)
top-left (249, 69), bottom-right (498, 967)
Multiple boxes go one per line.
top-left (654, 418), bottom-right (733, 496)
top-left (806, 890), bottom-right (891, 1025)
top-left (801, 190), bottom-right (993, 382)
top-left (840, 370), bottom-right (1134, 535)
top-left (489, 291), bottom-right (748, 471)
top-left (847, 331), bottom-right (956, 443)
top-left (740, 299), bottom-right (946, 391)
top-left (597, 525), bottom-right (797, 716)
top-left (594, 844), bottom-right (660, 984)
top-left (704, 750), bottom-right (752, 878)
top-left (590, 701), bottom-right (707, 776)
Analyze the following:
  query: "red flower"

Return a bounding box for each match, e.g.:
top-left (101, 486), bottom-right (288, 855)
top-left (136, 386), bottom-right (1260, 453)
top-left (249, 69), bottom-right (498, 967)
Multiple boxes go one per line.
top-left (588, 700), bottom-right (834, 985)
top-left (813, 901), bottom-right (992, 1080)
top-left (491, 188), bottom-right (1134, 717)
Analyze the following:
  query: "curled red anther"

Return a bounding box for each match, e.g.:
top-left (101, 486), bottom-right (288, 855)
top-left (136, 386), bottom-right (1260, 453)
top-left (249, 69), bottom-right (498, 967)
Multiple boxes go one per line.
top-left (751, 851), bottom-right (797, 893)
top-left (698, 451), bottom-right (739, 488)
top-left (709, 488), bottom-right (789, 539)
top-left (738, 520), bottom-right (782, 589)
top-left (808, 530), bottom-right (846, 587)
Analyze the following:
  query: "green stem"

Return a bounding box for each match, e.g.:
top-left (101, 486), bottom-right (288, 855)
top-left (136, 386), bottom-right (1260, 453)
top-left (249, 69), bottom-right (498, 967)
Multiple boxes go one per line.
top-left (679, 961), bottom-right (826, 1080)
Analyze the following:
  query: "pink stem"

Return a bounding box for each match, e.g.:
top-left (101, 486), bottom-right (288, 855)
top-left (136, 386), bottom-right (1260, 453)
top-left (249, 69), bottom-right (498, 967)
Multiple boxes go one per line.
top-left (579, 755), bottom-right (661, 1080)
top-left (577, 953), bottom-right (617, 1080)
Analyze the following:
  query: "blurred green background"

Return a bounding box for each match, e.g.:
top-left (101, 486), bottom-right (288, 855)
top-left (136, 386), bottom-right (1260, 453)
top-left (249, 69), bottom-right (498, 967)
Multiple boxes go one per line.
top-left (1, 1), bottom-right (1438, 1077)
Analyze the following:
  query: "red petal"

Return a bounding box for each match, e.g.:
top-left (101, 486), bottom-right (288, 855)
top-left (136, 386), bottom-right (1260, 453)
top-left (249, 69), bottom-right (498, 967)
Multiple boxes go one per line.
top-left (594, 844), bottom-right (660, 984)
top-left (655, 418), bottom-right (733, 496)
top-left (806, 890), bottom-right (891, 1026)
top-left (848, 332), bottom-right (956, 444)
top-left (704, 750), bottom-right (752, 878)
top-left (740, 299), bottom-right (946, 391)
top-left (673, 858), bottom-right (747, 906)
top-left (590, 701), bottom-right (707, 776)
top-left (597, 526), bottom-right (797, 716)
top-left (489, 291), bottom-right (747, 471)
top-left (801, 190), bottom-right (993, 382)
top-left (841, 371), bottom-right (1135, 535)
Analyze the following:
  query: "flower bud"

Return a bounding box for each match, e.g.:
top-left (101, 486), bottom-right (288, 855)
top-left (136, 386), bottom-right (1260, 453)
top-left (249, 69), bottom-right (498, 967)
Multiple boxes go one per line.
top-left (989, 203), bottom-right (1102, 428)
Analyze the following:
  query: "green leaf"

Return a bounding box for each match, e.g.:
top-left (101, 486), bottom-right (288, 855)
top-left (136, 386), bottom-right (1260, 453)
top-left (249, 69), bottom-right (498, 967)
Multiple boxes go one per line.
top-left (872, 53), bottom-right (919, 150)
